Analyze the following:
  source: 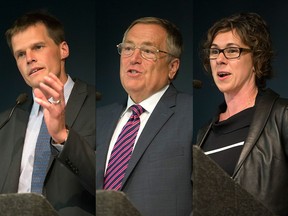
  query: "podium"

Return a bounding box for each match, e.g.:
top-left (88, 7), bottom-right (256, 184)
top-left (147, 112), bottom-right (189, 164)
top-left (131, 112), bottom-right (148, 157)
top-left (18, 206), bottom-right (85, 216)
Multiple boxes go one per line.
top-left (96, 190), bottom-right (142, 216)
top-left (0, 193), bottom-right (58, 215)
top-left (192, 145), bottom-right (274, 216)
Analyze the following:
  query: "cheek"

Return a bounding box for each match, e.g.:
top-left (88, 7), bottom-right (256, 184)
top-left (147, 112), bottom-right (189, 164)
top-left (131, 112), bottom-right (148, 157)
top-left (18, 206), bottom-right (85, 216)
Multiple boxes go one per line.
top-left (209, 61), bottom-right (217, 74)
top-left (17, 61), bottom-right (26, 73)
top-left (209, 60), bottom-right (215, 67)
top-left (119, 58), bottom-right (131, 71)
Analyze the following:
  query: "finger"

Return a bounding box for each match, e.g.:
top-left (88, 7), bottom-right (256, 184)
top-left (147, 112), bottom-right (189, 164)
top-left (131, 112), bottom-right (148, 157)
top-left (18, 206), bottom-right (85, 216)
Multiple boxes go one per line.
top-left (38, 82), bottom-right (60, 100)
top-left (34, 88), bottom-right (54, 108)
top-left (43, 75), bottom-right (63, 93)
top-left (48, 97), bottom-right (62, 105)
top-left (46, 73), bottom-right (63, 89)
top-left (34, 88), bottom-right (46, 100)
top-left (48, 72), bottom-right (63, 84)
top-left (34, 96), bottom-right (52, 108)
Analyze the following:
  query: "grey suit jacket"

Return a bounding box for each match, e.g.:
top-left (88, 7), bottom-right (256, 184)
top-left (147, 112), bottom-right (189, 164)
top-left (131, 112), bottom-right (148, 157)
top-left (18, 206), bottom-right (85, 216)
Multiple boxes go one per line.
top-left (0, 79), bottom-right (96, 216)
top-left (96, 84), bottom-right (193, 216)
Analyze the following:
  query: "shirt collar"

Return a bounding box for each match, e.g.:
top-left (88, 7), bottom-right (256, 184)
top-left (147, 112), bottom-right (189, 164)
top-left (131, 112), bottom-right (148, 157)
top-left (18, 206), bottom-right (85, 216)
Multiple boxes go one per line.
top-left (122, 84), bottom-right (169, 117)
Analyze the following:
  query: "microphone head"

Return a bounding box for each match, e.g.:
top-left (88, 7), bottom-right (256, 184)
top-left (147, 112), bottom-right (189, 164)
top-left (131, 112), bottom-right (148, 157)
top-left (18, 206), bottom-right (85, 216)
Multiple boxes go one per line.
top-left (193, 80), bottom-right (203, 89)
top-left (96, 91), bottom-right (102, 101)
top-left (16, 93), bottom-right (28, 105)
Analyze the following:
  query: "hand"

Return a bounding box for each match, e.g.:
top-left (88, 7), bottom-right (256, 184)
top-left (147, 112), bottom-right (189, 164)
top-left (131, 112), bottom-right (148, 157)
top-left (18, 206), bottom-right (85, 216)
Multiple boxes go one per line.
top-left (34, 73), bottom-right (68, 143)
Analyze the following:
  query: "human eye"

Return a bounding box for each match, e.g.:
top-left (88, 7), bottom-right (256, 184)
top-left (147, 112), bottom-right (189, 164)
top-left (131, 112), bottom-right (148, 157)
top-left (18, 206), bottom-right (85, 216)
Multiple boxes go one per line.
top-left (141, 46), bottom-right (156, 54)
top-left (210, 48), bottom-right (219, 55)
top-left (16, 52), bottom-right (25, 59)
top-left (226, 47), bottom-right (239, 54)
top-left (33, 44), bottom-right (45, 51)
top-left (117, 43), bottom-right (133, 57)
top-left (35, 45), bottom-right (44, 49)
top-left (124, 44), bottom-right (133, 51)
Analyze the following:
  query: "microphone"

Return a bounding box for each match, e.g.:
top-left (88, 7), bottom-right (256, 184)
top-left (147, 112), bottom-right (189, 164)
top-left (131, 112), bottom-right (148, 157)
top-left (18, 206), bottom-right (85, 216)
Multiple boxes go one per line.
top-left (16, 93), bottom-right (28, 105)
top-left (0, 93), bottom-right (28, 129)
top-left (96, 91), bottom-right (102, 101)
top-left (193, 80), bottom-right (203, 89)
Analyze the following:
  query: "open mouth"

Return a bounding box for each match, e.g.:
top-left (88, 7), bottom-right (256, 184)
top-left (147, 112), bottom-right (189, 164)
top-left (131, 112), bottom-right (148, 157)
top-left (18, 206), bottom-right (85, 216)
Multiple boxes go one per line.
top-left (128, 69), bottom-right (140, 74)
top-left (29, 68), bottom-right (43, 76)
top-left (217, 72), bottom-right (231, 78)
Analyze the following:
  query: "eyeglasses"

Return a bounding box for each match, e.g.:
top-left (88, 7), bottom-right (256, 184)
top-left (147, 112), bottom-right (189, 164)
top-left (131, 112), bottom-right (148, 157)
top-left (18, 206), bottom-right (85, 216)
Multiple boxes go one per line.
top-left (206, 47), bottom-right (252, 60)
top-left (117, 42), bottom-right (174, 61)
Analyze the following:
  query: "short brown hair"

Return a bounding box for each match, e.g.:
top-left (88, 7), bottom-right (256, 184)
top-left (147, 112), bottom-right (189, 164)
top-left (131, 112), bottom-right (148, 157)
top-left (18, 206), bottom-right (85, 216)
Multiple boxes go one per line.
top-left (201, 12), bottom-right (274, 88)
top-left (5, 10), bottom-right (65, 53)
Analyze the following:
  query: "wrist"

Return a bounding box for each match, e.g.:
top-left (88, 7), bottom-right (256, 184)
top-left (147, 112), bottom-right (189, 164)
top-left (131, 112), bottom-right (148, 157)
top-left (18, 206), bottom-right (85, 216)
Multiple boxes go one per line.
top-left (52, 127), bottom-right (69, 145)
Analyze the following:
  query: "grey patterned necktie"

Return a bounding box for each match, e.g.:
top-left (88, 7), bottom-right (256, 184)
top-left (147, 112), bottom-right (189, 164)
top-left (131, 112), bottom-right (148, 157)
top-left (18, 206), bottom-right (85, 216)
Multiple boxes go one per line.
top-left (31, 117), bottom-right (51, 193)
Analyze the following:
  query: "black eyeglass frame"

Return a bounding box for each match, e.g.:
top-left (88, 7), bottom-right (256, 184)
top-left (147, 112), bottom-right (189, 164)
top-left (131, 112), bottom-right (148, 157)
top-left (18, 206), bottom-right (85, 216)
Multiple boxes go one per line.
top-left (206, 47), bottom-right (252, 60)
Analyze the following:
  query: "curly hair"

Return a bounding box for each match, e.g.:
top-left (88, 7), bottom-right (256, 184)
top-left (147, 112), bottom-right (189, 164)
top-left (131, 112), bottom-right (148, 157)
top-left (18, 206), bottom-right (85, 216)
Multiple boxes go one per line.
top-left (201, 12), bottom-right (274, 88)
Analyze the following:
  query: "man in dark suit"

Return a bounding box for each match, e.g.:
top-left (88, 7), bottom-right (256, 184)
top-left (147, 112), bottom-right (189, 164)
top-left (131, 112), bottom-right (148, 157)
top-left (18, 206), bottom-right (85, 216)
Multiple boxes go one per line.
top-left (0, 11), bottom-right (95, 216)
top-left (96, 17), bottom-right (192, 216)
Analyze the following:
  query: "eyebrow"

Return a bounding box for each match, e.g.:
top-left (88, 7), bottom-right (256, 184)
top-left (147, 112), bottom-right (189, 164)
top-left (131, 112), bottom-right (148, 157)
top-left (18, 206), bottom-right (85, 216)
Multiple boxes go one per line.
top-left (124, 40), bottom-right (156, 47)
top-left (211, 43), bottom-right (241, 48)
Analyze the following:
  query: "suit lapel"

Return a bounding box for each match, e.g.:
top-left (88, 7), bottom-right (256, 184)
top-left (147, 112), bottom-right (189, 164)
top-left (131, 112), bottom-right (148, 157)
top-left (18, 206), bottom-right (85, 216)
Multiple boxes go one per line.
top-left (65, 79), bottom-right (88, 127)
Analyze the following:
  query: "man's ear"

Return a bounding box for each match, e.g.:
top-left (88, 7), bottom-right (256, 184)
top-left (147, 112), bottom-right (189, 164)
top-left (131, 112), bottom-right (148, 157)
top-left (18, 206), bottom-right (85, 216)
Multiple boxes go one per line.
top-left (168, 58), bottom-right (180, 80)
top-left (60, 41), bottom-right (69, 59)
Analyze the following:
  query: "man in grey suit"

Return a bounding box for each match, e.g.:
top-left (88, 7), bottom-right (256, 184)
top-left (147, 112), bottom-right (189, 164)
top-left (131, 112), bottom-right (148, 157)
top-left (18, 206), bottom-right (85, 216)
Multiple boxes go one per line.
top-left (0, 11), bottom-right (95, 216)
top-left (96, 17), bottom-right (192, 216)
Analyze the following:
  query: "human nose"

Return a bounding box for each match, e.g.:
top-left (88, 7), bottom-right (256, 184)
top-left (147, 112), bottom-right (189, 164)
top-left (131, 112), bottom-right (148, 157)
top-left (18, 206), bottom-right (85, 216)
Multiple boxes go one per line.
top-left (215, 51), bottom-right (227, 63)
top-left (130, 48), bottom-right (143, 63)
top-left (26, 50), bottom-right (36, 64)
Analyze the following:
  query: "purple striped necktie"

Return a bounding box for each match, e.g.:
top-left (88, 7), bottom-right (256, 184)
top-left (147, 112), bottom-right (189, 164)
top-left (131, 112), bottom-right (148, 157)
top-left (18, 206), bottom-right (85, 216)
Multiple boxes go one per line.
top-left (103, 104), bottom-right (145, 190)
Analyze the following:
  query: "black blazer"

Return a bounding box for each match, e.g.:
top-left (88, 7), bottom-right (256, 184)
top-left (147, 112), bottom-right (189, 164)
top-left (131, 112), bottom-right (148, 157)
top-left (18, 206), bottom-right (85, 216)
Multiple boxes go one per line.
top-left (0, 79), bottom-right (96, 216)
top-left (96, 84), bottom-right (193, 216)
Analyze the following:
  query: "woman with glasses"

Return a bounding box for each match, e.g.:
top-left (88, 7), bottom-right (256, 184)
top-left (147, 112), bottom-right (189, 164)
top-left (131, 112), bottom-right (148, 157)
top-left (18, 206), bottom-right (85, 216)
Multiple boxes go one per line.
top-left (195, 12), bottom-right (288, 215)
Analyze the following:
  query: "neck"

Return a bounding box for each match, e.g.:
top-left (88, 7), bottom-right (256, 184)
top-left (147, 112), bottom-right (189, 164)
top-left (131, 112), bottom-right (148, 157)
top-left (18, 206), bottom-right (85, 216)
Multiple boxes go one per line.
top-left (220, 87), bottom-right (258, 121)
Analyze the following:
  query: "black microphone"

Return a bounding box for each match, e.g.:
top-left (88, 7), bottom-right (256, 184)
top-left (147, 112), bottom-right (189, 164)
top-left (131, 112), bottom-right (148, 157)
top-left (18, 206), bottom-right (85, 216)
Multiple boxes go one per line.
top-left (193, 79), bottom-right (203, 89)
top-left (96, 91), bottom-right (102, 101)
top-left (0, 93), bottom-right (28, 129)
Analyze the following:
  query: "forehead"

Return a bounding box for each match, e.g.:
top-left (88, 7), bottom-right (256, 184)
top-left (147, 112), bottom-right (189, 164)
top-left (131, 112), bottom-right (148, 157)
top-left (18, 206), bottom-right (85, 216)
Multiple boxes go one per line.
top-left (125, 23), bottom-right (167, 46)
top-left (213, 29), bottom-right (244, 46)
top-left (11, 23), bottom-right (50, 52)
top-left (12, 23), bottom-right (49, 42)
top-left (13, 22), bottom-right (48, 37)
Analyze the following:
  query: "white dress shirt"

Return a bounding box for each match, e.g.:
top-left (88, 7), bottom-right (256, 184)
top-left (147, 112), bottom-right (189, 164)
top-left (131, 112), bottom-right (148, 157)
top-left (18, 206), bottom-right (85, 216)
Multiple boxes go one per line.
top-left (18, 75), bottom-right (74, 193)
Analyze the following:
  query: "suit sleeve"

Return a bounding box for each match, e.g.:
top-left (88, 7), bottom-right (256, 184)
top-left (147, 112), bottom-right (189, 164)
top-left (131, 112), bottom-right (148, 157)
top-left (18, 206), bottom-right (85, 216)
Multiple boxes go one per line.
top-left (57, 127), bottom-right (95, 196)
